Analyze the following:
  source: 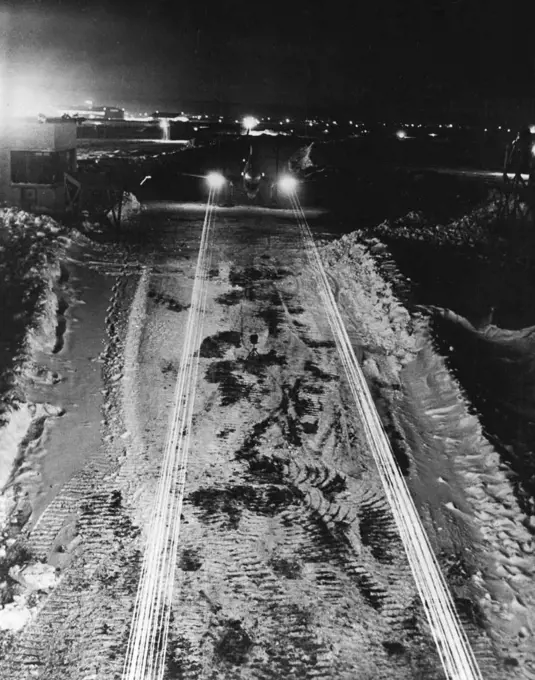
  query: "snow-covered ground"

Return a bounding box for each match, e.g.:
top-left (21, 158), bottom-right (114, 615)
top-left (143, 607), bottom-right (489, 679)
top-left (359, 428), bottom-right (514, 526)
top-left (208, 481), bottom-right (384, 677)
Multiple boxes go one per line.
top-left (0, 210), bottom-right (66, 499)
top-left (0, 189), bottom-right (534, 677)
top-left (0, 209), bottom-right (71, 630)
top-left (0, 208), bottom-right (120, 633)
top-left (76, 139), bottom-right (191, 162)
top-left (318, 228), bottom-right (535, 674)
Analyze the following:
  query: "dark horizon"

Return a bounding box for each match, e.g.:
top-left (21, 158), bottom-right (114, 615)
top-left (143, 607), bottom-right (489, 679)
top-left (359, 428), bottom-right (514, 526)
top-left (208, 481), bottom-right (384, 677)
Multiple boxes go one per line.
top-left (2, 1), bottom-right (535, 121)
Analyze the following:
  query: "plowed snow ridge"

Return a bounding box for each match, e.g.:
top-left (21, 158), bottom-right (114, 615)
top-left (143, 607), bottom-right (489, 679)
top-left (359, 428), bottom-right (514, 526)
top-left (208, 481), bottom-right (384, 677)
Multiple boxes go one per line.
top-left (122, 189), bottom-right (216, 680)
top-left (288, 192), bottom-right (484, 680)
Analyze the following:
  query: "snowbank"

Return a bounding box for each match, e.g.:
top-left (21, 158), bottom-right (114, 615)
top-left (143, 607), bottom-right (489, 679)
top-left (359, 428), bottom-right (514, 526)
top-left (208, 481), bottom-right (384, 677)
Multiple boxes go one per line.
top-left (0, 403), bottom-right (34, 517)
top-left (321, 223), bottom-right (535, 667)
top-left (0, 209), bottom-right (68, 525)
top-left (0, 596), bottom-right (32, 632)
top-left (0, 209), bottom-right (72, 631)
top-left (0, 561), bottom-right (59, 631)
top-left (319, 233), bottom-right (417, 374)
top-left (372, 198), bottom-right (501, 248)
top-left (9, 560), bottom-right (59, 592)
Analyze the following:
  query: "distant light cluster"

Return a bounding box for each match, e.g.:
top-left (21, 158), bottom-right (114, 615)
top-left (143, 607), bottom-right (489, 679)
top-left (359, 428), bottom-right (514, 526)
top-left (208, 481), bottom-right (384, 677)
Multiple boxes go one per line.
top-left (8, 94), bottom-right (529, 138)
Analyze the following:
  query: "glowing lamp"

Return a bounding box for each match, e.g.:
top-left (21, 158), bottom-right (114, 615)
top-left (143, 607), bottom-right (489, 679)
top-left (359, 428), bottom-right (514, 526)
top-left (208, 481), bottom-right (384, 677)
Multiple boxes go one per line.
top-left (206, 172), bottom-right (226, 189)
top-left (242, 116), bottom-right (259, 133)
top-left (396, 130), bottom-right (407, 140)
top-left (530, 125), bottom-right (535, 135)
top-left (278, 175), bottom-right (298, 194)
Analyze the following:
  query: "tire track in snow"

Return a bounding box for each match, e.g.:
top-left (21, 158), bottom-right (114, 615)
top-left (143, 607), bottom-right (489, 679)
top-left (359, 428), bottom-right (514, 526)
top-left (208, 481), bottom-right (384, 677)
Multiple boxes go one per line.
top-left (165, 252), bottom-right (435, 678)
top-left (234, 348), bottom-right (419, 655)
top-left (0, 252), bottom-right (147, 679)
top-left (289, 191), bottom-right (484, 680)
top-left (26, 256), bottom-right (132, 558)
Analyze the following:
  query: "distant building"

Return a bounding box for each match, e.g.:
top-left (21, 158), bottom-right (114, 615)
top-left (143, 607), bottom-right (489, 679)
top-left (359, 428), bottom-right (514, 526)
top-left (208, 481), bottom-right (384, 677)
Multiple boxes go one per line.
top-left (58, 105), bottom-right (125, 120)
top-left (0, 119), bottom-right (78, 214)
top-left (150, 112), bottom-right (189, 122)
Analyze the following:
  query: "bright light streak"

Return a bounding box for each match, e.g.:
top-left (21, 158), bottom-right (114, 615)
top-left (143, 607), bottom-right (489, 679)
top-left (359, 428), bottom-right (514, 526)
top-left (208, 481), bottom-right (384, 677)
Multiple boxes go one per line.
top-left (396, 130), bottom-right (407, 140)
top-left (206, 172), bottom-right (226, 189)
top-left (160, 118), bottom-right (170, 140)
top-left (531, 144), bottom-right (535, 157)
top-left (278, 175), bottom-right (298, 194)
top-left (121, 194), bottom-right (218, 680)
top-left (249, 129), bottom-right (278, 136)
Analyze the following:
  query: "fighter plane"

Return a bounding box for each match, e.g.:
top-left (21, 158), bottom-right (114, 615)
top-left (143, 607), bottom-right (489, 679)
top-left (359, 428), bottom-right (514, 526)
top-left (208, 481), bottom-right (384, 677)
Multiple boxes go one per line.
top-left (204, 140), bottom-right (326, 205)
top-left (241, 144), bottom-right (266, 199)
top-left (204, 143), bottom-right (272, 204)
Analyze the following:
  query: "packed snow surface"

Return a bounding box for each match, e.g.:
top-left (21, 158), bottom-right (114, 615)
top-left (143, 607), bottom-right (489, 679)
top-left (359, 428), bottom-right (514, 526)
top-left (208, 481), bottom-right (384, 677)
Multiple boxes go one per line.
top-left (0, 191), bottom-right (534, 677)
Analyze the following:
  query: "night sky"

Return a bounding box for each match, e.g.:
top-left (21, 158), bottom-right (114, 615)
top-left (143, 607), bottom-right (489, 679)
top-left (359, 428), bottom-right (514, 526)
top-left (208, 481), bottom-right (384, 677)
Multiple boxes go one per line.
top-left (1, 0), bottom-right (534, 116)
